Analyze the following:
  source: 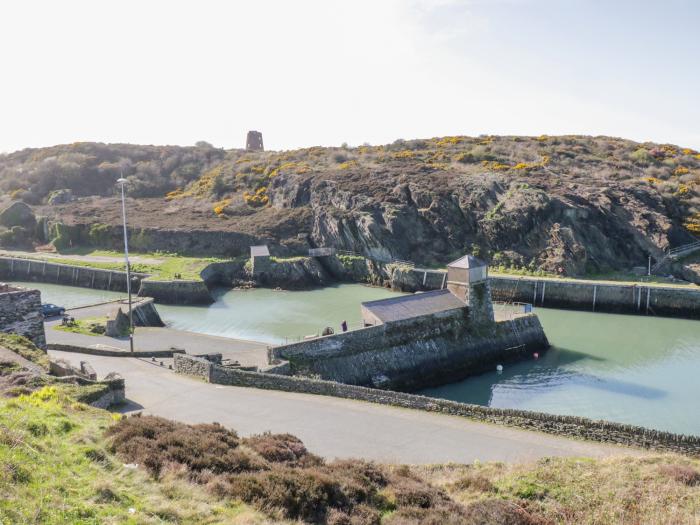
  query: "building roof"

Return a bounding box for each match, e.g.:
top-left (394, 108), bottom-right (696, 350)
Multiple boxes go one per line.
top-left (250, 245), bottom-right (270, 257)
top-left (448, 254), bottom-right (487, 269)
top-left (361, 289), bottom-right (465, 323)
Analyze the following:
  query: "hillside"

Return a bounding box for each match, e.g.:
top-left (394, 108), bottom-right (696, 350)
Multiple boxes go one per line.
top-left (1, 136), bottom-right (700, 275)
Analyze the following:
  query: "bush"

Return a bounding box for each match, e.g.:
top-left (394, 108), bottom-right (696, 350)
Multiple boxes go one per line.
top-left (106, 415), bottom-right (260, 478)
top-left (88, 223), bottom-right (112, 247)
top-left (659, 464), bottom-right (700, 486)
top-left (243, 432), bottom-right (321, 466)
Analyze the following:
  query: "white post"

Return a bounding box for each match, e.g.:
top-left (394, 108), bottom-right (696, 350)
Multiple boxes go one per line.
top-left (648, 256), bottom-right (651, 276)
top-left (117, 178), bottom-right (134, 353)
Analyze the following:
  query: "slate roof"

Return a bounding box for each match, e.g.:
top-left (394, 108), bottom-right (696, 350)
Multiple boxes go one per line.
top-left (361, 289), bottom-right (465, 323)
top-left (250, 245), bottom-right (270, 257)
top-left (448, 254), bottom-right (486, 269)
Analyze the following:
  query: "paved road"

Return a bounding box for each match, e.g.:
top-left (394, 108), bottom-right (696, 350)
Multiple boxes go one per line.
top-left (50, 350), bottom-right (643, 465)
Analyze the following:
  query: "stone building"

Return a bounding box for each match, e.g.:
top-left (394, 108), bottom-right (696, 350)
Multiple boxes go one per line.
top-left (361, 253), bottom-right (494, 326)
top-left (246, 131), bottom-right (264, 151)
top-left (445, 254), bottom-right (494, 325)
top-left (250, 245), bottom-right (271, 275)
top-left (0, 283), bottom-right (46, 347)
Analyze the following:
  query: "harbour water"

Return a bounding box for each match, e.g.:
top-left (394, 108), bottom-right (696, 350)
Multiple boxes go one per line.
top-left (14, 281), bottom-right (700, 435)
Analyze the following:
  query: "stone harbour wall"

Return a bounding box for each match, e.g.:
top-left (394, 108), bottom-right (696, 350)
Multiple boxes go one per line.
top-left (174, 354), bottom-right (700, 456)
top-left (0, 256), bottom-right (145, 293)
top-left (490, 276), bottom-right (700, 319)
top-left (0, 285), bottom-right (46, 348)
top-left (392, 266), bottom-right (700, 320)
top-left (272, 310), bottom-right (548, 390)
top-left (137, 279), bottom-right (213, 305)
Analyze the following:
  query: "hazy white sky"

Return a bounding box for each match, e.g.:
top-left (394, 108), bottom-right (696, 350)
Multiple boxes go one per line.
top-left (1, 0), bottom-right (698, 152)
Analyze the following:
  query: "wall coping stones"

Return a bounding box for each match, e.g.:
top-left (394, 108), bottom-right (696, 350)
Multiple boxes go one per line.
top-left (48, 343), bottom-right (185, 358)
top-left (174, 353), bottom-right (700, 456)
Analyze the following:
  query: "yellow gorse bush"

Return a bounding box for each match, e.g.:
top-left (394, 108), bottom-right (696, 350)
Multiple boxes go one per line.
top-left (674, 166), bottom-right (690, 176)
top-left (435, 136), bottom-right (462, 147)
top-left (243, 186), bottom-right (269, 207)
top-left (213, 198), bottom-right (232, 216)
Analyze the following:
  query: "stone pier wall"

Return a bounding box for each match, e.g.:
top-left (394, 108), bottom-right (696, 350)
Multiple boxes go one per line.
top-left (490, 276), bottom-right (700, 319)
top-left (397, 266), bottom-right (700, 320)
top-left (272, 310), bottom-right (548, 391)
top-left (137, 279), bottom-right (213, 305)
top-left (174, 353), bottom-right (700, 456)
top-left (0, 285), bottom-right (46, 347)
top-left (0, 256), bottom-right (145, 293)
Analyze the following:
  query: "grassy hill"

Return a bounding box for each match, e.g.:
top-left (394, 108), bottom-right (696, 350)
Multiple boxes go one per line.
top-left (1, 136), bottom-right (699, 276)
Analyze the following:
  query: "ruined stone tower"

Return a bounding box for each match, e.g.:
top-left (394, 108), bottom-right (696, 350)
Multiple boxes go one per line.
top-left (446, 255), bottom-right (495, 325)
top-left (246, 130), bottom-right (264, 151)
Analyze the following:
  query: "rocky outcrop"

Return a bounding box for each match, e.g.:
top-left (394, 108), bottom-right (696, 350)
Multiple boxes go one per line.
top-left (255, 257), bottom-right (334, 289)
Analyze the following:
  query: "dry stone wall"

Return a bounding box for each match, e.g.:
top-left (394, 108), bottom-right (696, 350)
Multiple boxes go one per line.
top-left (0, 285), bottom-right (46, 347)
top-left (174, 354), bottom-right (700, 456)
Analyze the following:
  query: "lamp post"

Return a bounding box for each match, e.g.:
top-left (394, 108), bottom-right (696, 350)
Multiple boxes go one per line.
top-left (116, 177), bottom-right (134, 353)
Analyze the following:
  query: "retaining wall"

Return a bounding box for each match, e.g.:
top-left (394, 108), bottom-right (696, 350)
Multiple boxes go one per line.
top-left (0, 256), bottom-right (145, 293)
top-left (272, 310), bottom-right (548, 390)
top-left (0, 285), bottom-right (46, 347)
top-left (174, 354), bottom-right (700, 456)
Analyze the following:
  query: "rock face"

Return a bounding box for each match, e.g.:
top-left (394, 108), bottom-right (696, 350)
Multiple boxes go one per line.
top-left (253, 257), bottom-right (334, 289)
top-left (4, 136), bottom-right (698, 276)
top-left (47, 189), bottom-right (74, 205)
top-left (0, 201), bottom-right (36, 228)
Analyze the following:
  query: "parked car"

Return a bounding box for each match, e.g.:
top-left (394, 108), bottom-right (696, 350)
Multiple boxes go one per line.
top-left (41, 303), bottom-right (65, 318)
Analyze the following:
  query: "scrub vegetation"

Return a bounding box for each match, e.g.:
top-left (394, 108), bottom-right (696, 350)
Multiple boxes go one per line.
top-left (1, 136), bottom-right (699, 278)
top-left (1, 336), bottom-right (698, 525)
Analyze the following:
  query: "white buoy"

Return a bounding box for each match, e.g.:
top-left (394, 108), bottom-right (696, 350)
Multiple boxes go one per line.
top-left (496, 364), bottom-right (503, 372)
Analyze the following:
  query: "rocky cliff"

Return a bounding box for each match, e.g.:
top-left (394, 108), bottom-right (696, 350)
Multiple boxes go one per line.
top-left (1, 136), bottom-right (699, 276)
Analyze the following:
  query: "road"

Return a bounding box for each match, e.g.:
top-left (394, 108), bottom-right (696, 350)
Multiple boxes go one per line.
top-left (50, 350), bottom-right (643, 465)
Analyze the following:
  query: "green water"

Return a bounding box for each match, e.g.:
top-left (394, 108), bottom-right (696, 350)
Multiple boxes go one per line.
top-left (422, 308), bottom-right (700, 435)
top-left (10, 281), bottom-right (126, 309)
top-left (15, 281), bottom-right (700, 435)
top-left (157, 285), bottom-right (401, 345)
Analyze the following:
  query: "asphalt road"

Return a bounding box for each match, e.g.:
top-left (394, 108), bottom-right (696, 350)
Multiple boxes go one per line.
top-left (50, 350), bottom-right (643, 465)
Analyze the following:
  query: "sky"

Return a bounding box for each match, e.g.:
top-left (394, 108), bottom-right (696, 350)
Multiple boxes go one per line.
top-left (1, 0), bottom-right (699, 153)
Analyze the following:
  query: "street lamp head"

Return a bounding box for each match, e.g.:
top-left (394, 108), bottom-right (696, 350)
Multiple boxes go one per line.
top-left (116, 177), bottom-right (128, 185)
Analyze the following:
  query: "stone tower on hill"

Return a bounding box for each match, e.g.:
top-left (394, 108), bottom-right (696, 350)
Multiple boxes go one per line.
top-left (246, 131), bottom-right (264, 151)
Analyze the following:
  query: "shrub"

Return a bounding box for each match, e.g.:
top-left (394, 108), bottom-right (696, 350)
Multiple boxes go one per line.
top-left (243, 187), bottom-right (269, 207)
top-left (243, 432), bottom-right (321, 466)
top-left (106, 415), bottom-right (261, 478)
top-left (660, 464), bottom-right (700, 486)
top-left (88, 223), bottom-right (112, 246)
top-left (630, 148), bottom-right (653, 165)
top-left (674, 166), bottom-right (690, 176)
